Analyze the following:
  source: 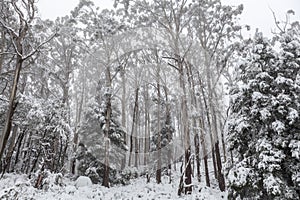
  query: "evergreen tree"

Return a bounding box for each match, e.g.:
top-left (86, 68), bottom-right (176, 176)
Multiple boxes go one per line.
top-left (150, 97), bottom-right (174, 175)
top-left (77, 81), bottom-right (127, 184)
top-left (227, 26), bottom-right (300, 199)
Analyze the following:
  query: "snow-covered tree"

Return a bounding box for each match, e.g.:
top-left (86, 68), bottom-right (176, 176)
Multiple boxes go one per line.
top-left (150, 85), bottom-right (175, 179)
top-left (0, 0), bottom-right (56, 163)
top-left (77, 81), bottom-right (127, 184)
top-left (11, 95), bottom-right (72, 174)
top-left (227, 24), bottom-right (300, 199)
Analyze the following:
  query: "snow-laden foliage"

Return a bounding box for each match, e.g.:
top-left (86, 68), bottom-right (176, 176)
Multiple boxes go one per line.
top-left (148, 87), bottom-right (175, 174)
top-left (227, 24), bottom-right (300, 199)
top-left (77, 81), bottom-right (127, 185)
top-left (11, 95), bottom-right (73, 174)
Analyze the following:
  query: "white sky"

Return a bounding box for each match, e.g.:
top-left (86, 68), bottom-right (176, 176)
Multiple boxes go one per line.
top-left (36, 0), bottom-right (114, 19)
top-left (223, 0), bottom-right (300, 37)
top-left (37, 0), bottom-right (300, 37)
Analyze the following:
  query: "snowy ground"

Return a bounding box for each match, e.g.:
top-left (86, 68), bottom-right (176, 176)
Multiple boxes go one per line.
top-left (0, 171), bottom-right (227, 200)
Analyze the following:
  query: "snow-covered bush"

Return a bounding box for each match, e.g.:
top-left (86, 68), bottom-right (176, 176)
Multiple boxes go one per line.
top-left (76, 142), bottom-right (131, 186)
top-left (227, 24), bottom-right (300, 199)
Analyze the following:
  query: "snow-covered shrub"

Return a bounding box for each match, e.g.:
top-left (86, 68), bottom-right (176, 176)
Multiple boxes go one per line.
top-left (227, 26), bottom-right (300, 199)
top-left (76, 142), bottom-right (131, 186)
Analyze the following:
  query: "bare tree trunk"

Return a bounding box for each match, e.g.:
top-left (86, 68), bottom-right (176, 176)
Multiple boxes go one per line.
top-left (143, 84), bottom-right (150, 166)
top-left (71, 65), bottom-right (86, 174)
top-left (102, 65), bottom-right (112, 188)
top-left (193, 73), bottom-right (211, 187)
top-left (194, 133), bottom-right (201, 181)
top-left (205, 54), bottom-right (225, 191)
top-left (163, 85), bottom-right (172, 183)
top-left (218, 114), bottom-right (227, 162)
top-left (199, 116), bottom-right (210, 187)
top-left (102, 105), bottom-right (111, 187)
top-left (134, 95), bottom-right (139, 168)
top-left (178, 57), bottom-right (192, 194)
top-left (121, 68), bottom-right (127, 169)
top-left (3, 125), bottom-right (18, 173)
top-left (156, 62), bottom-right (161, 184)
top-left (186, 63), bottom-right (201, 183)
top-left (21, 131), bottom-right (32, 173)
top-left (0, 53), bottom-right (22, 162)
top-left (129, 88), bottom-right (139, 167)
top-left (71, 127), bottom-right (79, 174)
top-left (192, 108), bottom-right (201, 183)
top-left (215, 140), bottom-right (225, 191)
top-left (211, 106), bottom-right (226, 191)
top-left (199, 74), bottom-right (218, 180)
top-left (174, 110), bottom-right (182, 172)
top-left (128, 132), bottom-right (133, 167)
top-left (134, 120), bottom-right (139, 168)
top-left (12, 129), bottom-right (26, 171)
top-left (144, 108), bottom-right (148, 166)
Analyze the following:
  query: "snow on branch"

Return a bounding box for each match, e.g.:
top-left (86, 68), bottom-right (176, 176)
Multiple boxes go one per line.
top-left (0, 18), bottom-right (18, 38)
top-left (22, 31), bottom-right (58, 61)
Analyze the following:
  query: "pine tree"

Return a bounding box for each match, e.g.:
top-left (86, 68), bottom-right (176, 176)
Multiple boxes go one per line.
top-left (227, 27), bottom-right (300, 199)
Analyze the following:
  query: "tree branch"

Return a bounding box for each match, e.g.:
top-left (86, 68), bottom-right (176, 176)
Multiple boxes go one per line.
top-left (0, 18), bottom-right (18, 38)
top-left (269, 7), bottom-right (284, 33)
top-left (167, 62), bottom-right (180, 71)
top-left (22, 32), bottom-right (57, 61)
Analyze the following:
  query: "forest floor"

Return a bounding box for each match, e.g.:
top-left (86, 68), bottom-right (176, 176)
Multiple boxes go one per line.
top-left (0, 162), bottom-right (227, 199)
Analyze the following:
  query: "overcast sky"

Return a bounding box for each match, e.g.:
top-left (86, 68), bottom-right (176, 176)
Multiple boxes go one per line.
top-left (37, 0), bottom-right (113, 19)
top-left (37, 0), bottom-right (300, 37)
